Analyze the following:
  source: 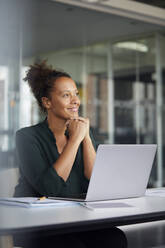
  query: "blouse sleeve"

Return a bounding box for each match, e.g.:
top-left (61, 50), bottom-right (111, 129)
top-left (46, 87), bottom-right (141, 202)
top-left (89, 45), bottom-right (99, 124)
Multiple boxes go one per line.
top-left (16, 130), bottom-right (67, 197)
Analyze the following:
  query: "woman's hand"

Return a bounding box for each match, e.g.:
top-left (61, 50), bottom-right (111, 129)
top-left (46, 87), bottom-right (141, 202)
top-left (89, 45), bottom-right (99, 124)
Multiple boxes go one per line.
top-left (60, 116), bottom-right (95, 181)
top-left (67, 117), bottom-right (89, 143)
top-left (75, 117), bottom-right (90, 138)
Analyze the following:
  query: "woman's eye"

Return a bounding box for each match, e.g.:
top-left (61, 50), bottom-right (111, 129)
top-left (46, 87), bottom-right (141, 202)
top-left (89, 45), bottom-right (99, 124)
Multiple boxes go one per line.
top-left (63, 94), bottom-right (69, 97)
top-left (76, 92), bottom-right (79, 96)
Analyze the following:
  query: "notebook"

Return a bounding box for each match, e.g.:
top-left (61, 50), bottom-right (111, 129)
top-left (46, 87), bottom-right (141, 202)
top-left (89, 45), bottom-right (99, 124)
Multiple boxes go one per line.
top-left (49, 144), bottom-right (157, 202)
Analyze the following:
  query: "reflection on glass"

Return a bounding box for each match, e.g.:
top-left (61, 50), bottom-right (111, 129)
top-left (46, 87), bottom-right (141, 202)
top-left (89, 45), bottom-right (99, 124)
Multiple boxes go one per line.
top-left (19, 67), bottom-right (39, 128)
top-left (112, 37), bottom-right (156, 146)
top-left (0, 66), bottom-right (9, 151)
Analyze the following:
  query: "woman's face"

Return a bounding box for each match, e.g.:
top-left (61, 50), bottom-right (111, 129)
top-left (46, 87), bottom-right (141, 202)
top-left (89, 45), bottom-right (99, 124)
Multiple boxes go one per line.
top-left (43, 77), bottom-right (80, 120)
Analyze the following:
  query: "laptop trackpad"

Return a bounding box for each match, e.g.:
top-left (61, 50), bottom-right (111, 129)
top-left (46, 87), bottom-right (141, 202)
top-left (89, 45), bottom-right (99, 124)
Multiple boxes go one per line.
top-left (84, 202), bottom-right (134, 209)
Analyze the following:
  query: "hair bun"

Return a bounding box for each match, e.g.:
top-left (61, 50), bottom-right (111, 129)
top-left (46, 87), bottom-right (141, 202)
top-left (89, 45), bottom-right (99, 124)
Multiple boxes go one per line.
top-left (23, 60), bottom-right (71, 113)
top-left (24, 60), bottom-right (52, 83)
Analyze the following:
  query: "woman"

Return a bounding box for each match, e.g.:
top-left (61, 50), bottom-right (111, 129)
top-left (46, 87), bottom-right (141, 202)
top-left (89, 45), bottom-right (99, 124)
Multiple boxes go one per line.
top-left (14, 61), bottom-right (127, 248)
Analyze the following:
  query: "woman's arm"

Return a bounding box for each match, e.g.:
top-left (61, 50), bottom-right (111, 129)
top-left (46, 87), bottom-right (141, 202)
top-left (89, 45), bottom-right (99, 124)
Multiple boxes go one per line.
top-left (53, 119), bottom-right (87, 181)
top-left (54, 118), bottom-right (96, 181)
top-left (52, 139), bottom-right (80, 181)
top-left (81, 118), bottom-right (96, 179)
top-left (83, 134), bottom-right (96, 180)
top-left (66, 117), bottom-right (96, 180)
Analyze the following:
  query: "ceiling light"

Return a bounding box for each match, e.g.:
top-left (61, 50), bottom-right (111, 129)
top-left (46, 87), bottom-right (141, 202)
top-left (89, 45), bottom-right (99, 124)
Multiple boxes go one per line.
top-left (114, 41), bottom-right (148, 52)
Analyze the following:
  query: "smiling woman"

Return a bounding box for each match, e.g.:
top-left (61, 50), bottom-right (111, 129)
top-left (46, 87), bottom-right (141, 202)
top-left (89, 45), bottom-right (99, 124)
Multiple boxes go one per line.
top-left (14, 60), bottom-right (96, 196)
top-left (13, 60), bottom-right (127, 248)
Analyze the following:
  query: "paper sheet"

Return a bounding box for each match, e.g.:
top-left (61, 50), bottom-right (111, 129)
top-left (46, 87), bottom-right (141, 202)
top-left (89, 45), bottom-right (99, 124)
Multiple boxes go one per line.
top-left (0, 197), bottom-right (77, 208)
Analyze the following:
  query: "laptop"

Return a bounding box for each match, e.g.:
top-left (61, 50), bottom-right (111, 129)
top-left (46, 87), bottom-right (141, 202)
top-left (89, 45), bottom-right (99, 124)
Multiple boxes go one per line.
top-left (49, 144), bottom-right (157, 202)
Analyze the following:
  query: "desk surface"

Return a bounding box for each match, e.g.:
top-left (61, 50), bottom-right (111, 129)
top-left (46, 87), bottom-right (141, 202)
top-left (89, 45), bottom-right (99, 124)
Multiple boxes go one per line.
top-left (1, 195), bottom-right (165, 236)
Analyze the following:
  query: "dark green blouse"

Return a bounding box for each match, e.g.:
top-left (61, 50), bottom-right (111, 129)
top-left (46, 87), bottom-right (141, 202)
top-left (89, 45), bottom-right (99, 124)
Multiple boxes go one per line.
top-left (14, 119), bottom-right (96, 197)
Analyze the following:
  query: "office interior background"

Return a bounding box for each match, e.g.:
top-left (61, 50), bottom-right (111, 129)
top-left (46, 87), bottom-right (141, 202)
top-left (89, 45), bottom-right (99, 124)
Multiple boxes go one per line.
top-left (0, 0), bottom-right (165, 197)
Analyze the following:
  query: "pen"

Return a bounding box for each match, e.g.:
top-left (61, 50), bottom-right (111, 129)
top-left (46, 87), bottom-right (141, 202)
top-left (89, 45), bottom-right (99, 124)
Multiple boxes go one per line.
top-left (38, 196), bottom-right (46, 201)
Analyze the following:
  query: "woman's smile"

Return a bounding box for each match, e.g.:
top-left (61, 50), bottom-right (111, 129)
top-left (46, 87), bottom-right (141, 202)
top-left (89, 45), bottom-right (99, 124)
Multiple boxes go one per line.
top-left (67, 107), bottom-right (79, 112)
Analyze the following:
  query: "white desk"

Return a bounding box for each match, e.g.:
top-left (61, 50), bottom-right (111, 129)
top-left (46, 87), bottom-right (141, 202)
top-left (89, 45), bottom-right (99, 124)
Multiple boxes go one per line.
top-left (0, 195), bottom-right (165, 237)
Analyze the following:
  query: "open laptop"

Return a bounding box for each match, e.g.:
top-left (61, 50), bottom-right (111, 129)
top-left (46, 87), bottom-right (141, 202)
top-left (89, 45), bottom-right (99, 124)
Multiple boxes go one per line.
top-left (49, 144), bottom-right (157, 202)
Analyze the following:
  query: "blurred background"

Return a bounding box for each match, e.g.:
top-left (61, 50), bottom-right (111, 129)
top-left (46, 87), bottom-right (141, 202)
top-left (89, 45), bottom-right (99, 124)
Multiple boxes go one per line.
top-left (0, 0), bottom-right (165, 196)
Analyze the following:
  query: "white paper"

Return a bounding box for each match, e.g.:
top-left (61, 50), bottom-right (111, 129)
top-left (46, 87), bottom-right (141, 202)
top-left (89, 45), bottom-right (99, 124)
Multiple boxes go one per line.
top-left (0, 197), bottom-right (77, 208)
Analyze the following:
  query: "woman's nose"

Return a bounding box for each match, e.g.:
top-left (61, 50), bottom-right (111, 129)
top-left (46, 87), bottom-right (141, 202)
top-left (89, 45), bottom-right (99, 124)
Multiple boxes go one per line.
top-left (71, 94), bottom-right (80, 104)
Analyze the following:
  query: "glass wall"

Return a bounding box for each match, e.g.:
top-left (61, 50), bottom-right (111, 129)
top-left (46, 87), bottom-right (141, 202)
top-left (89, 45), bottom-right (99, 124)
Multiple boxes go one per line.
top-left (0, 0), bottom-right (165, 198)
top-left (22, 35), bottom-right (164, 186)
top-left (112, 37), bottom-right (157, 186)
top-left (113, 37), bottom-right (156, 144)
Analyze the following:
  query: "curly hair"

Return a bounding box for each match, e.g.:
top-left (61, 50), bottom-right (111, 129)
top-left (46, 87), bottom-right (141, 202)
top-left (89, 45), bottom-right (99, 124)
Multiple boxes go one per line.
top-left (24, 60), bottom-right (71, 112)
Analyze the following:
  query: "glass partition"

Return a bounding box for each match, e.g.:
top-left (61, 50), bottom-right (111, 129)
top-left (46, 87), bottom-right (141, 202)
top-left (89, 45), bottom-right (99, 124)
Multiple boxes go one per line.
top-left (112, 37), bottom-right (157, 186)
top-left (159, 34), bottom-right (165, 185)
top-left (112, 37), bottom-right (156, 145)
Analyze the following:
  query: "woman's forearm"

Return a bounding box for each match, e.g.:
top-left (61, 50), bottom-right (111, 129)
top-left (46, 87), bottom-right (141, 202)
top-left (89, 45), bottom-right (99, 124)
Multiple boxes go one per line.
top-left (83, 135), bottom-right (96, 180)
top-left (53, 139), bottom-right (80, 181)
